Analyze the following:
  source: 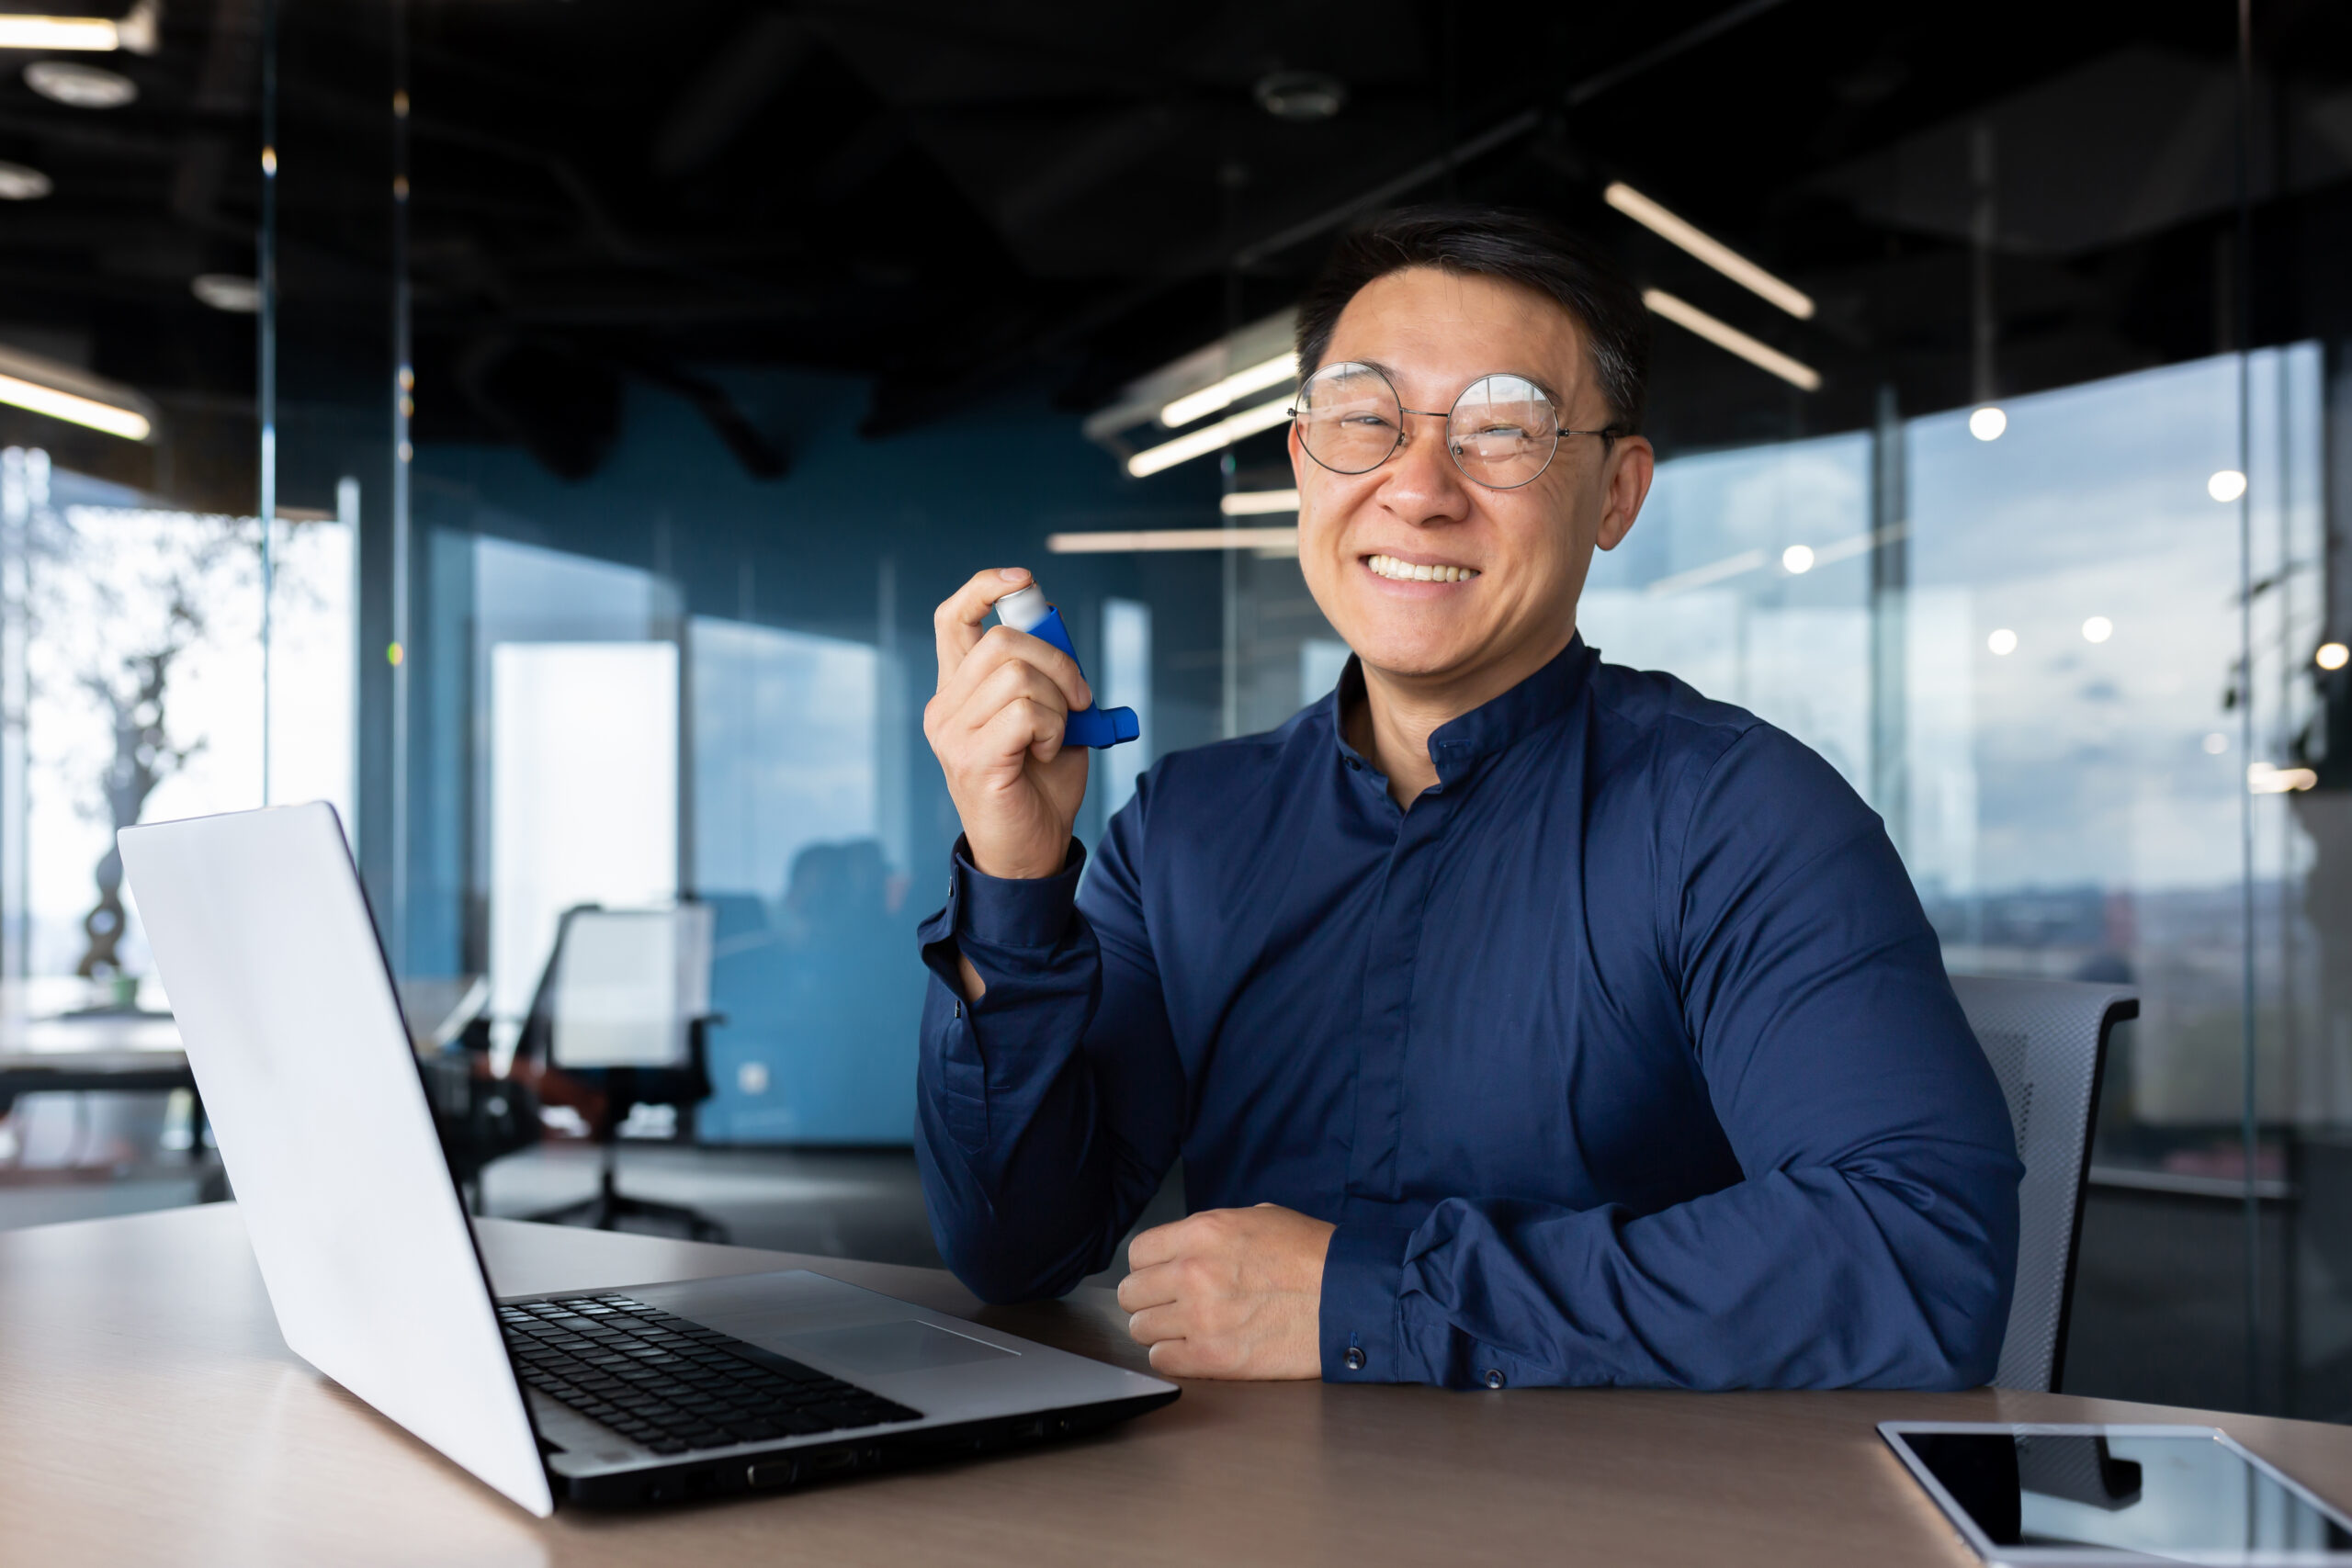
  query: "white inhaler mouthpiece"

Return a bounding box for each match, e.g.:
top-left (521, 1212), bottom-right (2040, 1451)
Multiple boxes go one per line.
top-left (993, 583), bottom-right (1051, 635)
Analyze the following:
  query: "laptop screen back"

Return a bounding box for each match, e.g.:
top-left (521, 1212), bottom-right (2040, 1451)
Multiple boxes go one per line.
top-left (119, 802), bottom-right (552, 1517)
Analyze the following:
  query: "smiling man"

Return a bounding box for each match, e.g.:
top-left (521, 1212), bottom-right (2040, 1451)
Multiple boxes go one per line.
top-left (915, 208), bottom-right (2022, 1391)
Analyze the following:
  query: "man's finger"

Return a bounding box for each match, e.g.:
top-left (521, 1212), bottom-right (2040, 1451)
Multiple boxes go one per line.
top-left (975, 696), bottom-right (1065, 768)
top-left (936, 622), bottom-right (1091, 721)
top-left (1125, 1216), bottom-right (1193, 1273)
top-left (934, 568), bottom-right (1034, 694)
top-left (1125, 1303), bottom-right (1185, 1347)
top-left (1115, 1259), bottom-right (1182, 1314)
top-left (949, 649), bottom-right (1080, 744)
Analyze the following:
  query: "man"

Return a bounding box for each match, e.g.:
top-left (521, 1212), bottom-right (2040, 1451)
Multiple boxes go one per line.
top-left (916, 207), bottom-right (2020, 1391)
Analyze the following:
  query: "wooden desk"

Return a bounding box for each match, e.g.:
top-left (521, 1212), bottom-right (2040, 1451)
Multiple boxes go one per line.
top-left (6, 1204), bottom-right (2350, 1567)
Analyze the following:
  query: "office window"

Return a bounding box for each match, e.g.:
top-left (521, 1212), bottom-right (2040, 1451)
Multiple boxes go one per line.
top-left (1300, 638), bottom-right (1351, 705)
top-left (4, 456), bottom-right (354, 983)
top-left (689, 615), bottom-right (878, 900)
top-left (1581, 345), bottom-right (2326, 1148)
top-left (487, 642), bottom-right (679, 1032)
top-left (1582, 433), bottom-right (1877, 797)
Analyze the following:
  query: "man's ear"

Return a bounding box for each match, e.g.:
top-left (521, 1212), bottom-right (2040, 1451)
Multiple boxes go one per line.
top-left (1595, 435), bottom-right (1655, 552)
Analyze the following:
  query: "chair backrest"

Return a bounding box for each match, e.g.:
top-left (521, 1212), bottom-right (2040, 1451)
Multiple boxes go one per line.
top-left (1949, 974), bottom-right (2137, 1393)
top-left (545, 904), bottom-right (714, 1072)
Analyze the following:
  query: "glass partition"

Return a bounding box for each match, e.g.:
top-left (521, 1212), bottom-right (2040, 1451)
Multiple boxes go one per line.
top-left (7, 0), bottom-right (2340, 1418)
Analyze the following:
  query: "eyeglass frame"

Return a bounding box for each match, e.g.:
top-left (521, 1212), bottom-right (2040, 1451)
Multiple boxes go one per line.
top-left (1287, 360), bottom-right (1625, 491)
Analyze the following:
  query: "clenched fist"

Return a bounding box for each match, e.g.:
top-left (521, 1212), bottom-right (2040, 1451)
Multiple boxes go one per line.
top-left (1116, 1204), bottom-right (1336, 1380)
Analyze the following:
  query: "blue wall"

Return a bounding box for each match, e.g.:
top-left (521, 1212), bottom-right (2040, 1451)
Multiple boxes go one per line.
top-left (385, 368), bottom-right (1225, 1141)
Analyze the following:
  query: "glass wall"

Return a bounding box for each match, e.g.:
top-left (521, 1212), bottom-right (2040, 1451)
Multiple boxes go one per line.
top-left (6, 0), bottom-right (2345, 1421)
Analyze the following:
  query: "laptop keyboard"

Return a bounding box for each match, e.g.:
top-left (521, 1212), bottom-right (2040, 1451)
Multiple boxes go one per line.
top-left (499, 1294), bottom-right (922, 1456)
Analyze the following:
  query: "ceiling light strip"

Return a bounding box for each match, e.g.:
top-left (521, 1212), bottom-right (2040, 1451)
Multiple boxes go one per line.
top-left (0, 15), bottom-right (122, 50)
top-left (1606, 183), bottom-right (1815, 320)
top-left (1126, 395), bottom-right (1294, 478)
top-left (1161, 352), bottom-right (1299, 429)
top-left (1219, 489), bottom-right (1299, 516)
top-left (1047, 526), bottom-right (1299, 554)
top-left (0, 372), bottom-right (152, 440)
top-left (1643, 289), bottom-right (1820, 392)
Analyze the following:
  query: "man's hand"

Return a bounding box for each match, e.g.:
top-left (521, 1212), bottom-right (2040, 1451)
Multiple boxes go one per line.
top-left (1116, 1205), bottom-right (1336, 1379)
top-left (925, 568), bottom-right (1091, 882)
top-left (925, 569), bottom-right (1093, 1001)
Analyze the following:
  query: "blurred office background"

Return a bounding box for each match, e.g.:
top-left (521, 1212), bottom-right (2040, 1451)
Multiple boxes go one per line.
top-left (1, 0), bottom-right (2348, 1417)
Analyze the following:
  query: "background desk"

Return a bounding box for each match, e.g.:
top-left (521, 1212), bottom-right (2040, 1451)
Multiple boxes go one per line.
top-left (7, 1204), bottom-right (2352, 1567)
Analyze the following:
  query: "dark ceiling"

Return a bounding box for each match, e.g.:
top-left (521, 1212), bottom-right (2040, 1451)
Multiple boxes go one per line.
top-left (2, 0), bottom-right (2349, 499)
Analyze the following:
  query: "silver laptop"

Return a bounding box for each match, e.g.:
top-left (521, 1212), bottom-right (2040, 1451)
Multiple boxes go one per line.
top-left (119, 802), bottom-right (1176, 1516)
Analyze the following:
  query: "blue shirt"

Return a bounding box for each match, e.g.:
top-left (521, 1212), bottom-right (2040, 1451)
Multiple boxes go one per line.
top-left (914, 637), bottom-right (2021, 1391)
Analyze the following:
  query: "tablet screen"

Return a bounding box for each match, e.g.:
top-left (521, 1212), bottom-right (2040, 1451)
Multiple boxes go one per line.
top-left (1887, 1426), bottom-right (2352, 1563)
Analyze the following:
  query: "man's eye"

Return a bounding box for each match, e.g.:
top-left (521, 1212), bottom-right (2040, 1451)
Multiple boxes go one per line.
top-left (1341, 412), bottom-right (1396, 430)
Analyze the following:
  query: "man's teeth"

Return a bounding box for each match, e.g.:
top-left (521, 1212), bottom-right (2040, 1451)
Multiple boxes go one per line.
top-left (1368, 554), bottom-right (1478, 583)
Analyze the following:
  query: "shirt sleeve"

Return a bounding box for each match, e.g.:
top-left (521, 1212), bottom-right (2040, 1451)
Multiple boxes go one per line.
top-left (912, 785), bottom-right (1187, 1304)
top-left (1319, 725), bottom-right (2024, 1391)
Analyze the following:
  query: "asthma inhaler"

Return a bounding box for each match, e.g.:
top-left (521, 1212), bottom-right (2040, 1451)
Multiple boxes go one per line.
top-left (993, 583), bottom-right (1140, 749)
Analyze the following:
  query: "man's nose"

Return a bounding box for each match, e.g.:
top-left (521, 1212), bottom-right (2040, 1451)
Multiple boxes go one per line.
top-left (1378, 413), bottom-right (1473, 525)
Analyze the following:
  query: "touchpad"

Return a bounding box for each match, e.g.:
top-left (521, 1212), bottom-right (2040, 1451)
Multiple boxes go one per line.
top-left (782, 1319), bottom-right (1018, 1376)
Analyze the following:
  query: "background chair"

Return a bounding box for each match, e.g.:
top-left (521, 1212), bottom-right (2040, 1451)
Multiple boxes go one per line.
top-left (1951, 975), bottom-right (2138, 1393)
top-left (520, 903), bottom-right (726, 1242)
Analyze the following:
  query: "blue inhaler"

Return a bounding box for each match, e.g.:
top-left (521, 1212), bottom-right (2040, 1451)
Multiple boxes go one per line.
top-left (994, 583), bottom-right (1139, 749)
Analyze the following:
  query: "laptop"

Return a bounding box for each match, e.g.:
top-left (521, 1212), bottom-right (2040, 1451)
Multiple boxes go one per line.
top-left (118, 801), bottom-right (1178, 1516)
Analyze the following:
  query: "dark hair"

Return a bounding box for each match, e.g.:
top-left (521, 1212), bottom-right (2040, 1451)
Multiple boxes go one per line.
top-left (1294, 206), bottom-right (1651, 435)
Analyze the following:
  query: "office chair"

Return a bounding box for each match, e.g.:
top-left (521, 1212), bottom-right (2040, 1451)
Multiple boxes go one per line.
top-left (1950, 975), bottom-right (2138, 1393)
top-left (520, 903), bottom-right (729, 1243)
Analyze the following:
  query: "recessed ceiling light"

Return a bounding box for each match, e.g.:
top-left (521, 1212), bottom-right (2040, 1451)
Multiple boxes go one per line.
top-left (0, 161), bottom-right (52, 200)
top-left (1987, 628), bottom-right (2018, 656)
top-left (191, 274), bottom-right (260, 313)
top-left (1968, 406), bottom-right (2007, 441)
top-left (2208, 468), bottom-right (2247, 502)
top-left (25, 60), bottom-right (139, 109)
top-left (2082, 615), bottom-right (2113, 644)
top-left (1254, 71), bottom-right (1346, 122)
top-left (1781, 544), bottom-right (1815, 574)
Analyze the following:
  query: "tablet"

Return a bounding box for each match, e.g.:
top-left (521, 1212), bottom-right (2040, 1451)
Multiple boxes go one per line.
top-left (1881, 1423), bottom-right (2352, 1566)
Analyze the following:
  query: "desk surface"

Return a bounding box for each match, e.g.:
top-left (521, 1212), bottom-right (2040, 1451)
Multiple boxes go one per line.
top-left (6, 1203), bottom-right (2350, 1568)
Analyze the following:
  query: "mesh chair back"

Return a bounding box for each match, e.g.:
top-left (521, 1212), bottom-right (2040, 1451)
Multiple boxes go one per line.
top-left (1949, 975), bottom-right (2137, 1393)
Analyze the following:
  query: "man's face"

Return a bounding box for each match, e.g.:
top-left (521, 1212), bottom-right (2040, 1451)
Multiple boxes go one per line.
top-left (1291, 266), bottom-right (1650, 692)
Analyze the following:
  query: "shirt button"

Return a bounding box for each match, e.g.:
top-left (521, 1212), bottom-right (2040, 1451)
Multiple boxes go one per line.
top-left (1343, 1347), bottom-right (1367, 1371)
top-left (1483, 1368), bottom-right (1505, 1390)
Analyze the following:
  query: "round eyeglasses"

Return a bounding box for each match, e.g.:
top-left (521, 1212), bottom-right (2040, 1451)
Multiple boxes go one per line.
top-left (1290, 361), bottom-right (1620, 491)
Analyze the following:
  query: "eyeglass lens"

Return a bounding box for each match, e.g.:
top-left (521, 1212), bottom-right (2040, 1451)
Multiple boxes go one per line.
top-left (1295, 363), bottom-right (1565, 490)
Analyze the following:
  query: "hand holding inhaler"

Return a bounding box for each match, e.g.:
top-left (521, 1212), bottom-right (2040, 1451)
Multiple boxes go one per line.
top-left (989, 585), bottom-right (1139, 750)
top-left (925, 569), bottom-right (1135, 887)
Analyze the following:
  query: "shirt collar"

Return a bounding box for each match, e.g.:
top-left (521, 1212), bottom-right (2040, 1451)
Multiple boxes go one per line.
top-left (1329, 633), bottom-right (1597, 786)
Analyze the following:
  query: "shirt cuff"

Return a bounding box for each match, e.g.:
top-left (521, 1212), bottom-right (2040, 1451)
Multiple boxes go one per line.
top-left (1319, 1221), bottom-right (1417, 1383)
top-left (952, 836), bottom-right (1086, 951)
